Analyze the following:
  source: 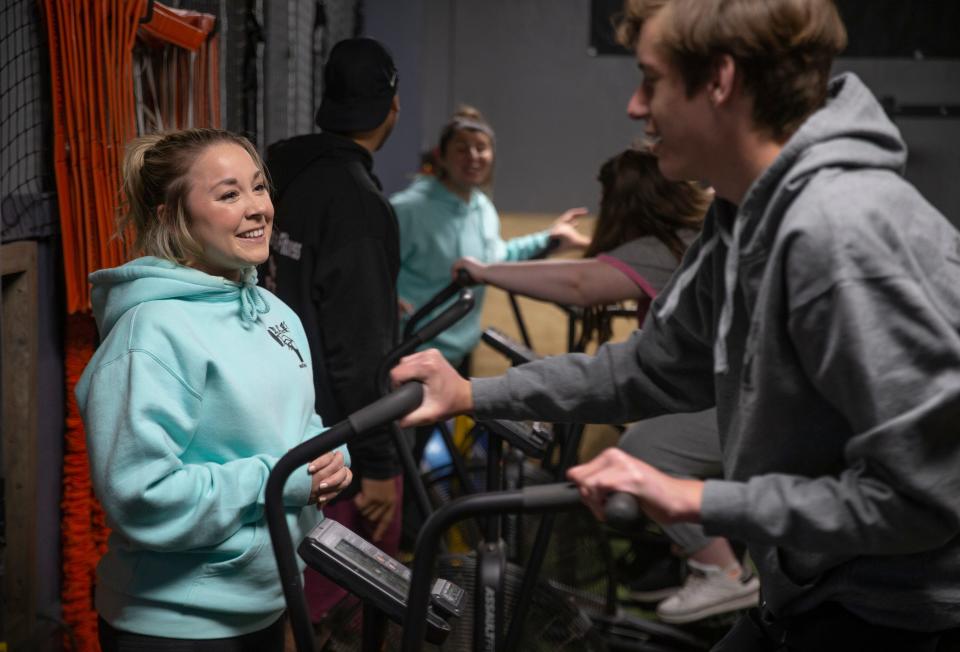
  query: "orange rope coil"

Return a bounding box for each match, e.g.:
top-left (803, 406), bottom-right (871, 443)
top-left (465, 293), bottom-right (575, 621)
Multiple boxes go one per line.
top-left (42, 1), bottom-right (220, 649)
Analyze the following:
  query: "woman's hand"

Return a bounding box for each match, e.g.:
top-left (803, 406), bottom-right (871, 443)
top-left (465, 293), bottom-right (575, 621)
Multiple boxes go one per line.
top-left (307, 450), bottom-right (353, 508)
top-left (452, 256), bottom-right (487, 284)
top-left (548, 207), bottom-right (591, 253)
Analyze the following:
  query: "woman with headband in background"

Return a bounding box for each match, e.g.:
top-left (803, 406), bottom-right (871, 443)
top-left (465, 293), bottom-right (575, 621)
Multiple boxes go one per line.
top-left (390, 105), bottom-right (590, 374)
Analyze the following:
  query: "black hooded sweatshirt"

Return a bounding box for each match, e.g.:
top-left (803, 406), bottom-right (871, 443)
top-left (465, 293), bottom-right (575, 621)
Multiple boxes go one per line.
top-left (263, 132), bottom-right (400, 487)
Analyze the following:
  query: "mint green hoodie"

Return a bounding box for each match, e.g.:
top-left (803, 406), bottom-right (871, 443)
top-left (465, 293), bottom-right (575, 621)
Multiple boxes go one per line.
top-left (391, 175), bottom-right (550, 366)
top-left (75, 257), bottom-right (349, 638)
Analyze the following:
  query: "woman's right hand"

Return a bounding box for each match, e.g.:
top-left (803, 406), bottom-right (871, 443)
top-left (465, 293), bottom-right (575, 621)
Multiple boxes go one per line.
top-left (452, 256), bottom-right (486, 284)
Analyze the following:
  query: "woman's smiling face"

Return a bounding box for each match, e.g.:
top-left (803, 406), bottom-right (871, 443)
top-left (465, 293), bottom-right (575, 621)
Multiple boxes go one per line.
top-left (182, 142), bottom-right (274, 280)
top-left (439, 128), bottom-right (494, 195)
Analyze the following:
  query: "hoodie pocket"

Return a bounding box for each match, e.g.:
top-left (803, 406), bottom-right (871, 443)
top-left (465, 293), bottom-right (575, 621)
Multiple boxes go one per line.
top-left (202, 523), bottom-right (266, 576)
top-left (768, 544), bottom-right (854, 590)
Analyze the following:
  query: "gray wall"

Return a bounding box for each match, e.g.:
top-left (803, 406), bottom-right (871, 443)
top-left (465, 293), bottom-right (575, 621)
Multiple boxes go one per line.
top-left (383, 0), bottom-right (960, 224)
top-left (417, 0), bottom-right (639, 213)
top-left (365, 0), bottom-right (426, 196)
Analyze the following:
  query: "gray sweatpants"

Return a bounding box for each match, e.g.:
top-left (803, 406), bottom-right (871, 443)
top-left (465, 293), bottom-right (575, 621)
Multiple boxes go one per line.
top-left (617, 408), bottom-right (721, 555)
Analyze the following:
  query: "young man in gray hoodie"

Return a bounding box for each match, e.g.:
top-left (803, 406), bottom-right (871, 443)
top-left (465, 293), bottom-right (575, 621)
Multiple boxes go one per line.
top-left (392, 0), bottom-right (960, 649)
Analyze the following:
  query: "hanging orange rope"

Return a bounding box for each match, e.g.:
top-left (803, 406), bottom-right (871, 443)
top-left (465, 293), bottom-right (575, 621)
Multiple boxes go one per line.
top-left (42, 2), bottom-right (142, 651)
top-left (42, 2), bottom-right (221, 649)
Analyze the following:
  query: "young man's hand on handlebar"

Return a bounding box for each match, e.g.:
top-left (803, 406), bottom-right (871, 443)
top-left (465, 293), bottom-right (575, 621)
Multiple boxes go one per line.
top-left (389, 349), bottom-right (474, 427)
top-left (566, 447), bottom-right (704, 526)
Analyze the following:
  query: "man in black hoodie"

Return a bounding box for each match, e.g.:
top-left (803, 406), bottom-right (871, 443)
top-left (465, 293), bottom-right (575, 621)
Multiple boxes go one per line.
top-left (262, 37), bottom-right (402, 623)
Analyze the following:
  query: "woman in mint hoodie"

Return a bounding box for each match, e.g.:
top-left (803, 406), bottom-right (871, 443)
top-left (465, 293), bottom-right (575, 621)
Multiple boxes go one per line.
top-left (75, 128), bottom-right (352, 651)
top-left (390, 105), bottom-right (590, 373)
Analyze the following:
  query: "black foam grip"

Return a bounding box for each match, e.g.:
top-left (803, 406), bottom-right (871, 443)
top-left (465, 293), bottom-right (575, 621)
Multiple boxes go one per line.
top-left (348, 382), bottom-right (424, 434)
top-left (455, 268), bottom-right (475, 286)
top-left (413, 289), bottom-right (474, 344)
top-left (605, 492), bottom-right (641, 529)
top-left (521, 482), bottom-right (583, 510)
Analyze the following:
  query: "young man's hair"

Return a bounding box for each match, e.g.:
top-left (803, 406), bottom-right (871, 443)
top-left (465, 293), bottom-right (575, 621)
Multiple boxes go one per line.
top-left (617, 0), bottom-right (848, 140)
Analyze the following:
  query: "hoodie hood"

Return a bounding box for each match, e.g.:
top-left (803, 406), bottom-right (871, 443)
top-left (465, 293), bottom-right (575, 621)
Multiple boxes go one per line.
top-left (737, 71), bottom-right (906, 258)
top-left (266, 132), bottom-right (376, 202)
top-left (90, 257), bottom-right (269, 337)
top-left (657, 72), bottom-right (907, 372)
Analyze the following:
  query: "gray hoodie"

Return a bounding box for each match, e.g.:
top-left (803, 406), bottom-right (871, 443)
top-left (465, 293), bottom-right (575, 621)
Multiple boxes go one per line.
top-left (473, 73), bottom-right (960, 630)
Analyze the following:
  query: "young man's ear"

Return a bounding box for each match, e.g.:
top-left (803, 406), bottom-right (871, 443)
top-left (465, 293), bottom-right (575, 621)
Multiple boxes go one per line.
top-left (391, 93), bottom-right (400, 114)
top-left (709, 54), bottom-right (737, 106)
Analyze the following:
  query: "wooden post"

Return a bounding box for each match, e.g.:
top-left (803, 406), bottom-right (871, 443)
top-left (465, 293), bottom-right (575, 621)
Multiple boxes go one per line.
top-left (1, 241), bottom-right (39, 647)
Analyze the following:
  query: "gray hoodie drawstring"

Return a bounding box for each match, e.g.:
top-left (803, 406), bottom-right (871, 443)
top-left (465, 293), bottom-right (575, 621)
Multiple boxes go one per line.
top-left (655, 216), bottom-right (743, 374)
top-left (656, 235), bottom-right (720, 322)
top-left (713, 216), bottom-right (743, 374)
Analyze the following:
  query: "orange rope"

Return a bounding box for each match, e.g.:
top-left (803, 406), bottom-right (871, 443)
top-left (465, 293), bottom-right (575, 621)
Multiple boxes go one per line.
top-left (60, 315), bottom-right (102, 652)
top-left (42, 2), bottom-right (220, 648)
top-left (42, 2), bottom-right (146, 649)
top-left (42, 1), bottom-right (225, 648)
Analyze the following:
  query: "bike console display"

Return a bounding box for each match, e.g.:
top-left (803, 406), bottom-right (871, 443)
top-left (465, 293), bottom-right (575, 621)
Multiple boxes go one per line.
top-left (483, 419), bottom-right (554, 459)
top-left (298, 519), bottom-right (465, 643)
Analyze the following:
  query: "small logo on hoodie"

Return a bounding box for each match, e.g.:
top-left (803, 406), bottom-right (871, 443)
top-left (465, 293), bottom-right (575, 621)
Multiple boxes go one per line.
top-left (267, 321), bottom-right (307, 368)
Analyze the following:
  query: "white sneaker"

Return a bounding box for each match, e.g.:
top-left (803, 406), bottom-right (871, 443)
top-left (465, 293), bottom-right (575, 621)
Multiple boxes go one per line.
top-left (655, 560), bottom-right (759, 624)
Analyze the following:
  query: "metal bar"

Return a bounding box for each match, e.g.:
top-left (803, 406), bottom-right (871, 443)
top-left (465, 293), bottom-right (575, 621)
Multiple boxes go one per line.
top-left (403, 484), bottom-right (582, 651)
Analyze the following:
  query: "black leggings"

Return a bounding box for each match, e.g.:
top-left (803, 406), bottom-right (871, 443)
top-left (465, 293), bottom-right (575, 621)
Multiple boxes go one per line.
top-left (98, 615), bottom-right (285, 652)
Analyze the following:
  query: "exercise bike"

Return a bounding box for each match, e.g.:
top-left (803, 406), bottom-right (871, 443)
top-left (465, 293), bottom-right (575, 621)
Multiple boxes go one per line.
top-left (265, 381), bottom-right (472, 652)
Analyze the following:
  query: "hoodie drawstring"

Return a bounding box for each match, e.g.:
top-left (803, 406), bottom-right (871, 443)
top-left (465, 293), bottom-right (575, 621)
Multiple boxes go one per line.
top-left (713, 216), bottom-right (743, 374)
top-left (239, 267), bottom-right (270, 324)
top-left (655, 216), bottom-right (743, 375)
top-left (656, 235), bottom-right (720, 322)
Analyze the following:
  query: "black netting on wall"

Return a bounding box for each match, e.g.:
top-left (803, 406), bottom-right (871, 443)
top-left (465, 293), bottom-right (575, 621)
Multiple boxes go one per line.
top-left (1, 0), bottom-right (57, 243)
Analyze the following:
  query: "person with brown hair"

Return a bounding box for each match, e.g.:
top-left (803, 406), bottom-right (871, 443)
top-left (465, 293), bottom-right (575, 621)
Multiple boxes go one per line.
top-left (76, 128), bottom-right (352, 651)
top-left (454, 147), bottom-right (708, 346)
top-left (390, 105), bottom-right (590, 373)
top-left (393, 0), bottom-right (960, 648)
top-left (455, 148), bottom-right (759, 623)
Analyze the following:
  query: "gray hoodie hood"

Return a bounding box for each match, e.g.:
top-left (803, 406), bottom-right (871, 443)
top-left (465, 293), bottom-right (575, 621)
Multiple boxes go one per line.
top-left (657, 72), bottom-right (907, 372)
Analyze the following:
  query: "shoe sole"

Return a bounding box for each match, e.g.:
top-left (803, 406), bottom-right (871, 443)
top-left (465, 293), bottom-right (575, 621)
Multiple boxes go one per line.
top-left (657, 590), bottom-right (760, 624)
top-left (627, 586), bottom-right (682, 603)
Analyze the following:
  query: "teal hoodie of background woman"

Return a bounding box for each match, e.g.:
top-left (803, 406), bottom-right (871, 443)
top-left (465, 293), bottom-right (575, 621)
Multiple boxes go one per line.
top-left (391, 175), bottom-right (550, 366)
top-left (75, 257), bottom-right (349, 638)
